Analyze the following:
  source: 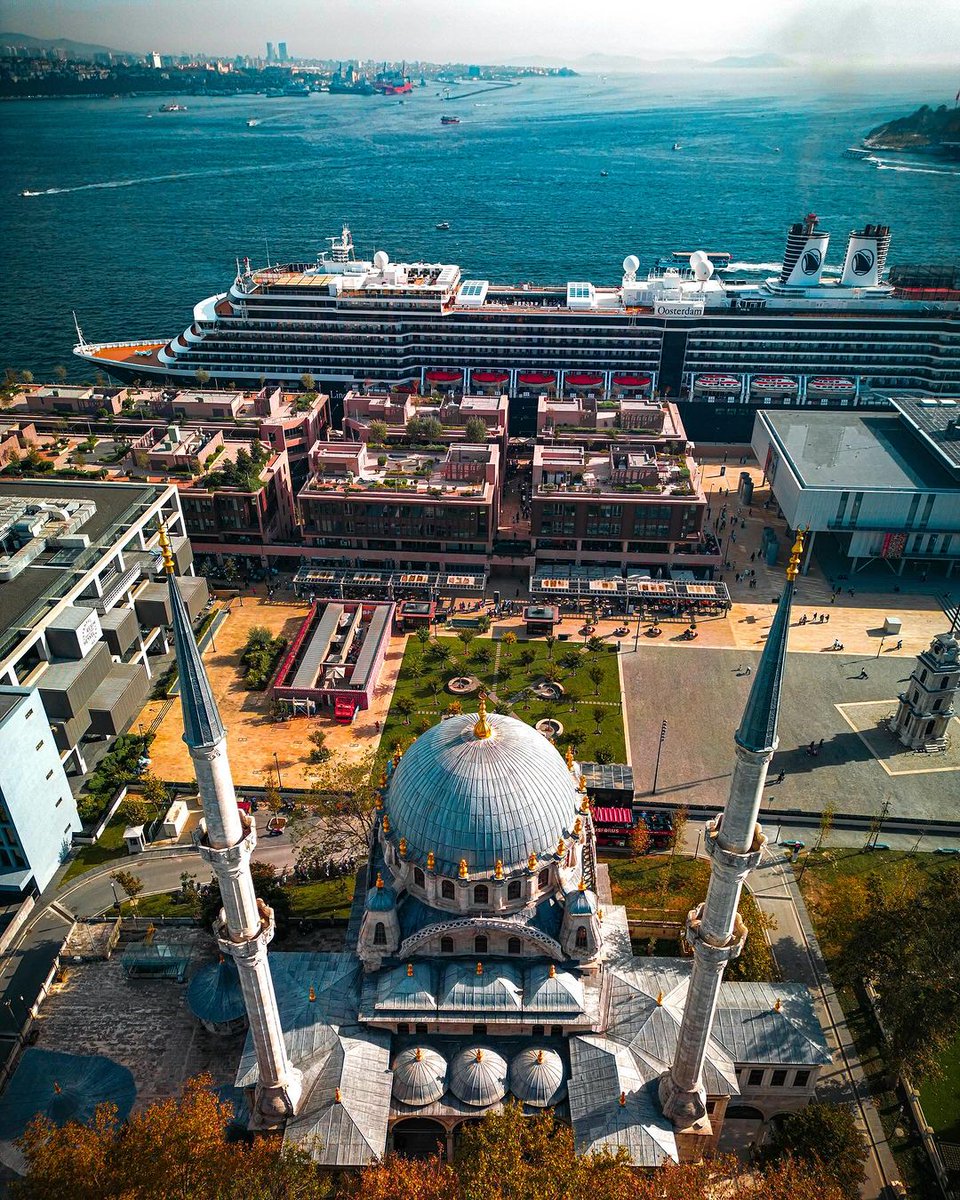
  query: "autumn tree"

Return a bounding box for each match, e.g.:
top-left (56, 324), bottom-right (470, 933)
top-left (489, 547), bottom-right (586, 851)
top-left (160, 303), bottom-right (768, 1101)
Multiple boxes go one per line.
top-left (761, 1101), bottom-right (868, 1198)
top-left (630, 818), bottom-right (651, 860)
top-left (292, 747), bottom-right (380, 866)
top-left (669, 804), bottom-right (689, 856)
top-left (341, 1154), bottom-right (453, 1200)
top-left (111, 869), bottom-right (144, 909)
top-left (141, 772), bottom-right (170, 812)
top-left (119, 796), bottom-right (151, 827)
top-left (308, 728), bottom-right (332, 764)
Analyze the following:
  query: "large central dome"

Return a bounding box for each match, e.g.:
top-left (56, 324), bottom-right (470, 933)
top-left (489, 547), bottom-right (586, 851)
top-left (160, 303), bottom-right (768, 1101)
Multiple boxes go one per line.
top-left (387, 712), bottom-right (580, 876)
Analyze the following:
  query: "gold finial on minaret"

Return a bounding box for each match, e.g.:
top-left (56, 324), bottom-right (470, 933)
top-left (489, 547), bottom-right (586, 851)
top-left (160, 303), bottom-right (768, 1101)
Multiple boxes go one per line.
top-left (398, 837), bottom-right (407, 857)
top-left (573, 817), bottom-right (582, 837)
top-left (474, 1048), bottom-right (483, 1061)
top-left (414, 1047), bottom-right (423, 1061)
top-left (459, 857), bottom-right (469, 878)
top-left (476, 962), bottom-right (483, 976)
top-left (619, 1090), bottom-right (627, 1107)
top-left (774, 997), bottom-right (782, 1012)
top-left (565, 745), bottom-right (575, 770)
top-left (334, 1087), bottom-right (342, 1103)
top-left (548, 963), bottom-right (557, 978)
top-left (556, 838), bottom-right (565, 857)
top-left (375, 872), bottom-right (384, 889)
top-left (308, 984), bottom-right (316, 1002)
top-left (578, 773), bottom-right (587, 794)
top-left (786, 527), bottom-right (805, 582)
top-left (528, 852), bottom-right (537, 871)
top-left (656, 990), bottom-right (663, 1007)
top-left (407, 962), bottom-right (414, 977)
top-left (473, 693), bottom-right (492, 739)
top-left (536, 1049), bottom-right (544, 1064)
top-left (578, 878), bottom-right (586, 892)
top-left (157, 523), bottom-right (175, 576)
top-left (494, 859), bottom-right (503, 880)
top-left (426, 850), bottom-right (435, 871)
top-left (382, 814), bottom-right (390, 834)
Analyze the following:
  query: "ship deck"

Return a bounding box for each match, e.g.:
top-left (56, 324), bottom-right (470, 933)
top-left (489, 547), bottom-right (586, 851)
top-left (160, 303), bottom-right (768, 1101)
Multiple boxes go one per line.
top-left (86, 342), bottom-right (166, 368)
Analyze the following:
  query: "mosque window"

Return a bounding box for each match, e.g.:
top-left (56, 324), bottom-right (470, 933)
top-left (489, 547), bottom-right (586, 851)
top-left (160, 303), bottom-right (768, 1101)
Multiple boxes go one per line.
top-left (538, 869), bottom-right (550, 888)
top-left (508, 938), bottom-right (522, 955)
top-left (440, 937), bottom-right (454, 953)
top-left (507, 879), bottom-right (522, 900)
top-left (920, 670), bottom-right (928, 683)
top-left (414, 868), bottom-right (425, 888)
top-left (398, 1023), bottom-right (410, 1035)
top-left (475, 935), bottom-right (488, 954)
top-left (550, 1025), bottom-right (562, 1037)
top-left (793, 1070), bottom-right (811, 1088)
top-left (473, 1024), bottom-right (488, 1036)
top-left (373, 922), bottom-right (386, 946)
top-left (748, 1069), bottom-right (764, 1086)
top-left (771, 1070), bottom-right (788, 1087)
top-left (532, 1024), bottom-right (545, 1036)
top-left (473, 884), bottom-right (489, 905)
top-left (575, 926), bottom-right (588, 950)
top-left (442, 880), bottom-right (456, 900)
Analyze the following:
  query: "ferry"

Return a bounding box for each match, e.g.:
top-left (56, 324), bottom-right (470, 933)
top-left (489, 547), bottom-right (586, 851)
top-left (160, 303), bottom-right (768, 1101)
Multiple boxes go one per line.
top-left (373, 62), bottom-right (412, 96)
top-left (74, 214), bottom-right (960, 440)
top-left (440, 115), bottom-right (461, 125)
top-left (435, 222), bottom-right (450, 231)
top-left (158, 102), bottom-right (187, 112)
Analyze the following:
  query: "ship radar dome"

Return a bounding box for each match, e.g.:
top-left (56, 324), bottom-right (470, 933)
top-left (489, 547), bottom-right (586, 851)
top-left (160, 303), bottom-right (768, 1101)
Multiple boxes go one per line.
top-left (622, 254), bottom-right (640, 276)
top-left (373, 249), bottom-right (390, 271)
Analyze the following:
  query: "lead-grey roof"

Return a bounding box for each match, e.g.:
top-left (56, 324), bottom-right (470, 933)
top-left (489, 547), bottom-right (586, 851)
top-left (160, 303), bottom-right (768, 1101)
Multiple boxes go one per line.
top-left (386, 712), bottom-right (581, 875)
top-left (449, 1046), bottom-right (509, 1107)
top-left (713, 983), bottom-right (832, 1066)
top-left (567, 1036), bottom-right (678, 1167)
top-left (736, 574), bottom-right (795, 753)
top-left (391, 1046), bottom-right (448, 1107)
top-left (509, 1046), bottom-right (566, 1107)
top-left (168, 572), bottom-right (225, 748)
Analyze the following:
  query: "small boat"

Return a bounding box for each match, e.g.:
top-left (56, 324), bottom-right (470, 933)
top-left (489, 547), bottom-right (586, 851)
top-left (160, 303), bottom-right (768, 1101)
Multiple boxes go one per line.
top-left (600, 169), bottom-right (608, 177)
top-left (440, 115), bottom-right (460, 125)
top-left (673, 142), bottom-right (682, 151)
top-left (436, 221), bottom-right (450, 230)
top-left (159, 102), bottom-right (187, 112)
top-left (247, 118), bottom-right (260, 127)
top-left (773, 146), bottom-right (781, 153)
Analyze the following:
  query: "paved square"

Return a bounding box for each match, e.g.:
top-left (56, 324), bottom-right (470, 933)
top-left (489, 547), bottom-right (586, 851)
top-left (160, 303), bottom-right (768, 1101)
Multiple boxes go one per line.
top-left (621, 644), bottom-right (958, 823)
top-left (836, 701), bottom-right (960, 777)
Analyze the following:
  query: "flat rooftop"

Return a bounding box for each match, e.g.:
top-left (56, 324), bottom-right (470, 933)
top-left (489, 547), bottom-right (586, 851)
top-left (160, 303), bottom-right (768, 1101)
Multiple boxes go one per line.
top-left (758, 411), bottom-right (960, 493)
top-left (0, 479), bottom-right (165, 662)
top-left (887, 395), bottom-right (960, 478)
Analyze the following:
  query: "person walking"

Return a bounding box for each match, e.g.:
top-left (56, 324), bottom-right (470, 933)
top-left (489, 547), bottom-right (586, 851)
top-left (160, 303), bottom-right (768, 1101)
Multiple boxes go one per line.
top-left (859, 667), bottom-right (868, 679)
top-left (775, 770), bottom-right (785, 784)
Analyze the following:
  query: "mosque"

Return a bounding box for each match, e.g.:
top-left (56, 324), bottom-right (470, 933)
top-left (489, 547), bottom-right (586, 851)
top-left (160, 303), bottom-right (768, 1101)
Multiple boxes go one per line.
top-left (173, 529), bottom-right (831, 1166)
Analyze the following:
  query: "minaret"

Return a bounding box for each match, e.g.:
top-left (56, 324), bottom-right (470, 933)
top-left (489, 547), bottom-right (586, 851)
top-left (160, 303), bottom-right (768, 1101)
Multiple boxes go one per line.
top-left (659, 531), bottom-right (804, 1146)
top-left (159, 527), bottom-right (301, 1122)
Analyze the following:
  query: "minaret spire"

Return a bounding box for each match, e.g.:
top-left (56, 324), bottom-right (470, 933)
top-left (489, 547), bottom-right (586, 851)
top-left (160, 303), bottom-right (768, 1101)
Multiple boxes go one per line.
top-left (158, 525), bottom-right (301, 1122)
top-left (659, 531), bottom-right (804, 1144)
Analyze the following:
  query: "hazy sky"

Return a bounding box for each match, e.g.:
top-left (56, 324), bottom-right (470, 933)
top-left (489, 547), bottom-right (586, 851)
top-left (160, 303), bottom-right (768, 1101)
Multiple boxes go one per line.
top-left (2, 0), bottom-right (958, 64)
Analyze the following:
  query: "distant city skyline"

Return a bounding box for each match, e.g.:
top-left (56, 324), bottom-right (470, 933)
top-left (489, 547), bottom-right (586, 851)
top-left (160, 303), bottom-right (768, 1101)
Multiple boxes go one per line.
top-left (1, 0), bottom-right (958, 66)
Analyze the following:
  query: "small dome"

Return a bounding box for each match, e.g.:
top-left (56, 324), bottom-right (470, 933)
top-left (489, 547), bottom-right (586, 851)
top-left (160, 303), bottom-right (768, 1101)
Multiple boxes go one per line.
top-left (566, 884), bottom-right (598, 916)
top-left (186, 958), bottom-right (245, 1026)
top-left (391, 1046), bottom-right (447, 1107)
top-left (509, 1047), bottom-right (566, 1107)
top-left (449, 1046), bottom-right (508, 1107)
top-left (387, 713), bottom-right (580, 876)
top-left (366, 873), bottom-right (396, 911)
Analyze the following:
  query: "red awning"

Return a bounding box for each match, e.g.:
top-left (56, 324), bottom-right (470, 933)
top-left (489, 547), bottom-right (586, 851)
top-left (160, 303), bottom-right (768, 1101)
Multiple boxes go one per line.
top-left (612, 374), bottom-right (651, 387)
top-left (519, 371), bottom-right (556, 385)
top-left (425, 369), bottom-right (461, 383)
top-left (566, 373), bottom-right (603, 386)
top-left (472, 370), bottom-right (509, 384)
top-left (593, 807), bottom-right (634, 826)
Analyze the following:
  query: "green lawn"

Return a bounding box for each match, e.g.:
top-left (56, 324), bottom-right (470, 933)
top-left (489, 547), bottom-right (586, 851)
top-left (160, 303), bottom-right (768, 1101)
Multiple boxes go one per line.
top-left (60, 817), bottom-right (129, 886)
top-left (116, 875), bottom-right (357, 923)
top-left (603, 852), bottom-right (708, 918)
top-left (119, 892), bottom-right (196, 919)
top-left (381, 635), bottom-right (625, 764)
top-left (798, 848), bottom-right (956, 1197)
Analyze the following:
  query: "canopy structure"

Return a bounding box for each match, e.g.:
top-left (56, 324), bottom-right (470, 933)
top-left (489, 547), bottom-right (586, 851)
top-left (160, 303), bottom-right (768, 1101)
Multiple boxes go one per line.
top-left (0, 1048), bottom-right (135, 1142)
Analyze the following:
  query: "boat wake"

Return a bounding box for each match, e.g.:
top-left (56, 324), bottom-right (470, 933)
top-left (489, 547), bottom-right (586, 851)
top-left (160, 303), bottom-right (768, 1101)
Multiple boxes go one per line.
top-left (19, 164), bottom-right (271, 197)
top-left (865, 155), bottom-right (960, 177)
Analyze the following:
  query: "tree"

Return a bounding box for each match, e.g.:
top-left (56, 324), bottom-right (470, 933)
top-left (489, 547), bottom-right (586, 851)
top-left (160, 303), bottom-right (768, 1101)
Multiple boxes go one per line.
top-left (53, 364), bottom-right (68, 383)
top-left (472, 644), bottom-right (492, 669)
top-left (501, 631), bottom-right (517, 649)
top-left (476, 613), bottom-right (491, 634)
top-left (457, 629), bottom-right (476, 653)
top-left (395, 695), bottom-right (415, 725)
top-left (119, 796), bottom-right (151, 827)
top-left (197, 861), bottom-right (292, 935)
top-left (343, 1155), bottom-right (453, 1200)
top-left (20, 369), bottom-right (33, 384)
top-left (261, 768), bottom-right (283, 813)
top-left (141, 773), bottom-right (169, 813)
top-left (813, 798), bottom-right (836, 853)
top-left (194, 368), bottom-right (211, 386)
top-left (669, 804), bottom-right (689, 856)
top-left (368, 419), bottom-right (390, 446)
top-left (588, 665), bottom-right (604, 695)
top-left (592, 705), bottom-right (606, 734)
top-left (727, 891), bottom-right (778, 982)
top-left (463, 416), bottom-right (487, 443)
top-left (292, 748), bottom-right (379, 867)
top-left (307, 728), bottom-right (332, 764)
top-left (15, 1073), bottom-right (330, 1200)
top-left (586, 635), bottom-right (605, 655)
top-left (630, 818), bottom-right (651, 859)
top-left (447, 700), bottom-right (463, 716)
top-left (761, 1101), bottom-right (868, 1197)
top-left (415, 625), bottom-right (432, 648)
top-left (111, 869), bottom-right (144, 909)
top-left (545, 634), bottom-right (556, 659)
top-left (429, 640), bottom-right (453, 666)
top-left (299, 372), bottom-right (316, 391)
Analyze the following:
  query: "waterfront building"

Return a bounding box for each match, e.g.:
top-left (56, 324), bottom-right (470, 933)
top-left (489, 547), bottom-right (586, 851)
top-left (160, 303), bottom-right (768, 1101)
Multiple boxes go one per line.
top-left (19, 385), bottom-right (127, 417)
top-left (0, 479), bottom-right (195, 774)
top-left (0, 686), bottom-right (80, 895)
top-left (751, 397), bottom-right (960, 579)
top-left (74, 218), bottom-right (960, 442)
top-left (342, 388), bottom-right (508, 453)
top-left (298, 440), bottom-right (501, 570)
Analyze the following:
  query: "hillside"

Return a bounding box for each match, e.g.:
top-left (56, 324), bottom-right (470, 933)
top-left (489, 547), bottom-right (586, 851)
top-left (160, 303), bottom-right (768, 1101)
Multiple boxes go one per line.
top-left (864, 103), bottom-right (960, 153)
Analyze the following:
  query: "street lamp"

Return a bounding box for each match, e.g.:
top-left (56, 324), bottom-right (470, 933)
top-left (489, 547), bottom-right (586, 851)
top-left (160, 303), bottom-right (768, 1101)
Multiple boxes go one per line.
top-left (876, 634), bottom-right (886, 658)
top-left (652, 719), bottom-right (667, 795)
top-left (273, 751), bottom-right (283, 791)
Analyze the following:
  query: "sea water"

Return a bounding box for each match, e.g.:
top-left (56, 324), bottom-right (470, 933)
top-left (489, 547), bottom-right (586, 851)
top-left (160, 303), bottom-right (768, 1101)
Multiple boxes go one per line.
top-left (1, 66), bottom-right (958, 378)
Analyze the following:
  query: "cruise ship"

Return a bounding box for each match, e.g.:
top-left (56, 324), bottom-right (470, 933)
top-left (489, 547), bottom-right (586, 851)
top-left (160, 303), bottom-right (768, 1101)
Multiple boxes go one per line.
top-left (75, 215), bottom-right (960, 439)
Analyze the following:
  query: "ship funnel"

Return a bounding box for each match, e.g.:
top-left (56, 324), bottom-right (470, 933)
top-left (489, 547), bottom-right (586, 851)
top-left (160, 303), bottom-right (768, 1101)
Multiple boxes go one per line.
top-left (779, 212), bottom-right (829, 287)
top-left (841, 223), bottom-right (891, 287)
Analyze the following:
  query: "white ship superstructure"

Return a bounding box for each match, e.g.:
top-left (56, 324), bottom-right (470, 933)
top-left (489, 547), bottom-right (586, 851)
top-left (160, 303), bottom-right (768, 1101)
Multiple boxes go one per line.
top-left (74, 216), bottom-right (960, 439)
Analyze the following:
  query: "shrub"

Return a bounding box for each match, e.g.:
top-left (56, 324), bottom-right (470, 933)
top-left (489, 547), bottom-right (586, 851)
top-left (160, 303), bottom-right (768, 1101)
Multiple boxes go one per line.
top-left (239, 627), bottom-right (287, 690)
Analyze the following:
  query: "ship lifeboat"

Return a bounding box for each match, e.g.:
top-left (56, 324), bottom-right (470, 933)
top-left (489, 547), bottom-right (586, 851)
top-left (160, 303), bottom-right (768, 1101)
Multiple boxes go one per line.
top-left (751, 375), bottom-right (798, 393)
top-left (472, 370), bottom-right (510, 385)
top-left (694, 374), bottom-right (741, 392)
top-left (565, 372), bottom-right (604, 388)
top-left (519, 371), bottom-right (556, 387)
top-left (808, 376), bottom-right (855, 393)
top-left (425, 369), bottom-right (462, 384)
top-left (393, 382), bottom-right (419, 394)
top-left (612, 373), bottom-right (652, 389)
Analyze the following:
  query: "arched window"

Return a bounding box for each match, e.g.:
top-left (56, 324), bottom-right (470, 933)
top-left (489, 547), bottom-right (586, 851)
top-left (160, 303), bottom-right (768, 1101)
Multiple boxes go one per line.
top-left (575, 926), bottom-right (588, 950)
top-left (538, 868), bottom-right (550, 888)
top-left (475, 935), bottom-right (488, 954)
top-left (440, 936), bottom-right (454, 954)
top-left (441, 880), bottom-right (456, 900)
top-left (507, 879), bottom-right (522, 900)
top-left (508, 937), bottom-right (522, 955)
top-left (473, 884), bottom-right (489, 906)
top-left (414, 868), bottom-right (425, 888)
top-left (374, 922), bottom-right (386, 946)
